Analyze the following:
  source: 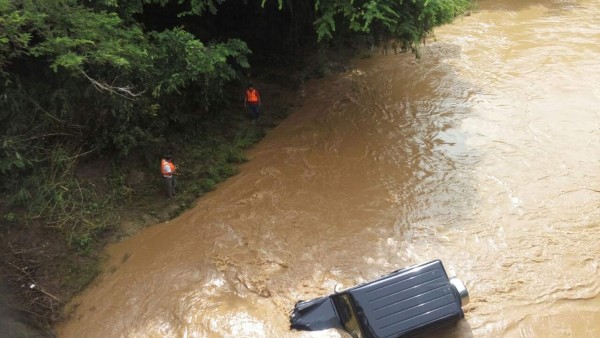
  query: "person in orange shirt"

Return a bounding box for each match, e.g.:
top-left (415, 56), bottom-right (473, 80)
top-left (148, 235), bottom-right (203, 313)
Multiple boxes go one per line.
top-left (244, 83), bottom-right (261, 122)
top-left (161, 155), bottom-right (177, 198)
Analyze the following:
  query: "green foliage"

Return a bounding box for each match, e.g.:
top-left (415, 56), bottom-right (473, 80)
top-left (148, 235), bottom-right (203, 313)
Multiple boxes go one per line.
top-left (59, 258), bottom-right (101, 293)
top-left (3, 211), bottom-right (15, 223)
top-left (312, 0), bottom-right (473, 53)
top-left (184, 0), bottom-right (226, 15)
top-left (0, 1), bottom-right (147, 75)
top-left (2, 142), bottom-right (120, 253)
top-left (0, 0), bottom-right (253, 167)
top-left (1, 0), bottom-right (469, 184)
top-left (0, 0), bottom-right (472, 257)
top-left (0, 143), bottom-right (32, 174)
top-left (199, 178), bottom-right (217, 191)
top-left (148, 29), bottom-right (249, 98)
top-left (162, 122), bottom-right (265, 207)
top-left (0, 1), bottom-right (45, 76)
top-left (75, 232), bottom-right (93, 253)
top-left (1, 1), bottom-right (474, 332)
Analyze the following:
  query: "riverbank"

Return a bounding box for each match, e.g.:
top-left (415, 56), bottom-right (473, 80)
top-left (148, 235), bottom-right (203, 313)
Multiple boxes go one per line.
top-left (0, 84), bottom-right (294, 337)
top-left (0, 43), bottom-right (360, 337)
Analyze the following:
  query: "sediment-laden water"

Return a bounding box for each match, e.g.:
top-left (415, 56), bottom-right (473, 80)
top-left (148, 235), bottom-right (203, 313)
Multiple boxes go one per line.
top-left (58, 1), bottom-right (600, 336)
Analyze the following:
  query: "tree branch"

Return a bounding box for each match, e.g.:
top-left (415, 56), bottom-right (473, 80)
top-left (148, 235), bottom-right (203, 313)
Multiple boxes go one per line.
top-left (80, 71), bottom-right (145, 100)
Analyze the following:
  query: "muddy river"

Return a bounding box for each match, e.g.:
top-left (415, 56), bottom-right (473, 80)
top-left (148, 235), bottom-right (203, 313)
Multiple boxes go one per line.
top-left (58, 0), bottom-right (600, 337)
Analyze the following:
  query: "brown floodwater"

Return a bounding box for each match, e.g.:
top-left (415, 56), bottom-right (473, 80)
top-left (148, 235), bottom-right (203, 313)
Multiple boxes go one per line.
top-left (58, 0), bottom-right (600, 337)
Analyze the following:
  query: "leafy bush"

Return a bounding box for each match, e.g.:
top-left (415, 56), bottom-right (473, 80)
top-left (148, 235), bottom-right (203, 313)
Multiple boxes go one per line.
top-left (0, 0), bottom-right (473, 332)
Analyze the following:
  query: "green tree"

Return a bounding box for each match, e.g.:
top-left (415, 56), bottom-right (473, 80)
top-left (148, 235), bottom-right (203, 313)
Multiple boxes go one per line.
top-left (312, 0), bottom-right (472, 51)
top-left (0, 0), bottom-right (472, 330)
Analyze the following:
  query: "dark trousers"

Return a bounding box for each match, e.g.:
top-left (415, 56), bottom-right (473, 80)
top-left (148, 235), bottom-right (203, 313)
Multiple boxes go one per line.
top-left (248, 103), bottom-right (260, 120)
top-left (164, 176), bottom-right (176, 198)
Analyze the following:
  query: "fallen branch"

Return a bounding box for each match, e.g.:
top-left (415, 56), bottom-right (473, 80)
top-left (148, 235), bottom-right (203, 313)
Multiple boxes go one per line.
top-left (6, 261), bottom-right (62, 303)
top-left (81, 71), bottom-right (145, 100)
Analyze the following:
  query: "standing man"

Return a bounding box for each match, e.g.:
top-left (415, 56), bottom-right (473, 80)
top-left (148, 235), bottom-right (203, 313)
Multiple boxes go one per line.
top-left (244, 83), bottom-right (261, 122)
top-left (161, 155), bottom-right (176, 198)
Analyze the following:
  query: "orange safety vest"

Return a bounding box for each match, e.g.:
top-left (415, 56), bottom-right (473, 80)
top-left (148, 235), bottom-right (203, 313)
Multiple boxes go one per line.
top-left (245, 88), bottom-right (260, 103)
top-left (161, 159), bottom-right (176, 177)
